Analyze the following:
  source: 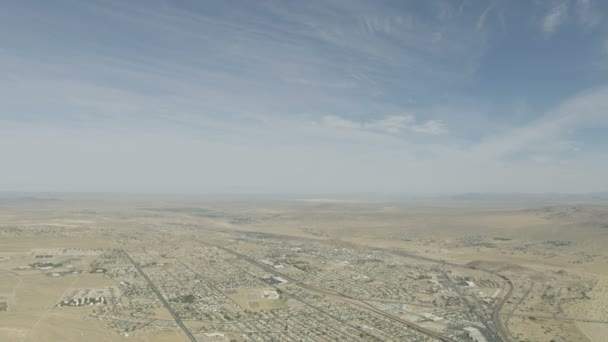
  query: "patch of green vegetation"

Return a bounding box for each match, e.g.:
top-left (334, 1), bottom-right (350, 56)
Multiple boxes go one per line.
top-left (141, 207), bottom-right (256, 224)
top-left (542, 294), bottom-right (556, 301)
top-left (30, 262), bottom-right (62, 269)
top-left (493, 237), bottom-right (512, 241)
top-left (170, 294), bottom-right (196, 303)
top-left (0, 302), bottom-right (7, 311)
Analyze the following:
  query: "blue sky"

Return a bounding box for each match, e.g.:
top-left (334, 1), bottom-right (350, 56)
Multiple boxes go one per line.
top-left (1, 0), bottom-right (607, 194)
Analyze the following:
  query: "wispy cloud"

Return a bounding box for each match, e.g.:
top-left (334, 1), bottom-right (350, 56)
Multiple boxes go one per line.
top-left (541, 2), bottom-right (569, 36)
top-left (475, 87), bottom-right (608, 159)
top-left (364, 115), bottom-right (415, 134)
top-left (322, 115), bottom-right (363, 130)
top-left (539, 0), bottom-right (602, 37)
top-left (0, 0), bottom-right (607, 193)
top-left (410, 119), bottom-right (448, 135)
top-left (576, 0), bottom-right (602, 30)
top-left (476, 4), bottom-right (494, 31)
top-left (322, 115), bottom-right (447, 135)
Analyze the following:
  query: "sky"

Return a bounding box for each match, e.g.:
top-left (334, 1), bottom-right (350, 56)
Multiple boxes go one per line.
top-left (1, 0), bottom-right (607, 194)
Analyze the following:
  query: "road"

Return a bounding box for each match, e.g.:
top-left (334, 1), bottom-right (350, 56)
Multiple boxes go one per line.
top-left (440, 271), bottom-right (502, 342)
top-left (193, 226), bottom-right (514, 341)
top-left (380, 247), bottom-right (513, 342)
top-left (511, 313), bottom-right (608, 324)
top-left (199, 240), bottom-right (458, 342)
top-left (122, 250), bottom-right (197, 342)
top-left (492, 276), bottom-right (516, 341)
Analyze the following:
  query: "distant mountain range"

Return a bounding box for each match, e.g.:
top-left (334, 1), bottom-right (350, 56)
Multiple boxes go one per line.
top-left (1, 191), bottom-right (607, 204)
top-left (447, 192), bottom-right (608, 203)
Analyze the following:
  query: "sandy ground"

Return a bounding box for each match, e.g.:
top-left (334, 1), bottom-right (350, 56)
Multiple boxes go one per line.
top-left (1, 197), bottom-right (607, 341)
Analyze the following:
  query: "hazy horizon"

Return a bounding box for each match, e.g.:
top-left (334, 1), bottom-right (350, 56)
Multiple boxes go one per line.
top-left (2, 190), bottom-right (608, 202)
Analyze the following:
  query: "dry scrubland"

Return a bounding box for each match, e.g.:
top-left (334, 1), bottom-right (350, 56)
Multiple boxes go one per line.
top-left (0, 195), bottom-right (607, 341)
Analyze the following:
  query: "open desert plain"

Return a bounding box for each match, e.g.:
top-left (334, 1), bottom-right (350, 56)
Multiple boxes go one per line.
top-left (0, 194), bottom-right (607, 342)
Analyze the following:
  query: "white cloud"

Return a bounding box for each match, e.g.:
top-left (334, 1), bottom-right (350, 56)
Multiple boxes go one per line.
top-left (364, 115), bottom-right (415, 134)
top-left (2, 86), bottom-right (607, 194)
top-left (476, 87), bottom-right (608, 158)
top-left (411, 120), bottom-right (448, 135)
top-left (476, 4), bottom-right (494, 31)
top-left (322, 115), bottom-right (362, 129)
top-left (602, 39), bottom-right (608, 56)
top-left (432, 32), bottom-right (443, 43)
top-left (576, 0), bottom-right (602, 30)
top-left (539, 0), bottom-right (601, 37)
top-left (321, 115), bottom-right (447, 135)
top-left (542, 2), bottom-right (569, 36)
top-left (1, 1), bottom-right (607, 194)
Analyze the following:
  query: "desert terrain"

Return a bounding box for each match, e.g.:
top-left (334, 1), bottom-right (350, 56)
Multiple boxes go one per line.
top-left (0, 194), bottom-right (607, 341)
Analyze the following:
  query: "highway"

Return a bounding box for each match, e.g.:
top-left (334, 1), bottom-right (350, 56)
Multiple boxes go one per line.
top-left (440, 271), bottom-right (502, 342)
top-left (222, 257), bottom-right (383, 341)
top-left (122, 250), bottom-right (197, 342)
top-left (193, 226), bottom-right (514, 341)
top-left (492, 275), bottom-right (516, 341)
top-left (381, 247), bottom-right (513, 342)
top-left (198, 240), bottom-right (458, 342)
